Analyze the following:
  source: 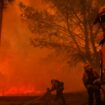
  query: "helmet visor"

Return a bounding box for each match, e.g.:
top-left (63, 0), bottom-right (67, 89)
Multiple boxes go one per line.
top-left (99, 14), bottom-right (105, 23)
top-left (94, 14), bottom-right (105, 24)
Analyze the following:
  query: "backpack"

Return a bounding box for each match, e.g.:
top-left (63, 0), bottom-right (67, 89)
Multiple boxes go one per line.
top-left (56, 81), bottom-right (64, 91)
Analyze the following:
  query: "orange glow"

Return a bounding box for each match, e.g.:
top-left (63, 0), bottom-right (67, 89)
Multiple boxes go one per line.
top-left (1, 86), bottom-right (42, 96)
top-left (0, 0), bottom-right (87, 96)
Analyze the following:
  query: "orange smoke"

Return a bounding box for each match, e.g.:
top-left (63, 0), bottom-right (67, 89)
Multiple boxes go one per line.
top-left (0, 0), bottom-right (86, 96)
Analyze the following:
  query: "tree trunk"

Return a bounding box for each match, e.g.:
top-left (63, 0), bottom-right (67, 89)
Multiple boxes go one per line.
top-left (0, 0), bottom-right (4, 44)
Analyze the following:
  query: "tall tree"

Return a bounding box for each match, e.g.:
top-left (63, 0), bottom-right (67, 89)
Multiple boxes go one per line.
top-left (0, 0), bottom-right (14, 44)
top-left (19, 0), bottom-right (105, 69)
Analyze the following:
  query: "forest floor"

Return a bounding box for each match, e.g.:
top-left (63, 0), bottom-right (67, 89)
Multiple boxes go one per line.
top-left (0, 92), bottom-right (88, 105)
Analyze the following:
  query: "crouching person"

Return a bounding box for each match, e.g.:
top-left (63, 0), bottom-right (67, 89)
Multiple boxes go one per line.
top-left (49, 79), bottom-right (66, 105)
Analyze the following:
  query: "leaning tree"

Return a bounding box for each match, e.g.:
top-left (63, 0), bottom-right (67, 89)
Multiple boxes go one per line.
top-left (19, 0), bottom-right (105, 70)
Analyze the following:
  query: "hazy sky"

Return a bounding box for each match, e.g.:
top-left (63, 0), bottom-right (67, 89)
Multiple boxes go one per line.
top-left (0, 0), bottom-right (85, 95)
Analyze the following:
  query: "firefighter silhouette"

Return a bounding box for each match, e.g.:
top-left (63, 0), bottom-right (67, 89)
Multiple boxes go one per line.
top-left (83, 64), bottom-right (103, 105)
top-left (49, 79), bottom-right (66, 105)
top-left (94, 5), bottom-right (105, 46)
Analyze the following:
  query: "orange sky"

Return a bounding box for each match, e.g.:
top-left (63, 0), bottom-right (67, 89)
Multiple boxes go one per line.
top-left (0, 0), bottom-right (85, 95)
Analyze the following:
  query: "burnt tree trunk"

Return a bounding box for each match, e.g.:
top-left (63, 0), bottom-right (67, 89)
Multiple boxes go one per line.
top-left (0, 0), bottom-right (4, 44)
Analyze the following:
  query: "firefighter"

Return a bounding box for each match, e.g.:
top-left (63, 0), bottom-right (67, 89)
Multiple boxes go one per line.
top-left (82, 64), bottom-right (103, 105)
top-left (94, 5), bottom-right (105, 46)
top-left (49, 79), bottom-right (66, 105)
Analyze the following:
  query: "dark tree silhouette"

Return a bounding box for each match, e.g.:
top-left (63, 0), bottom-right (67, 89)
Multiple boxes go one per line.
top-left (19, 0), bottom-right (105, 69)
top-left (0, 0), bottom-right (14, 44)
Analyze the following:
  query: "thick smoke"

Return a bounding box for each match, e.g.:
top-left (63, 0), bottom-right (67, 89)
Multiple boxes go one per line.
top-left (0, 0), bottom-right (85, 95)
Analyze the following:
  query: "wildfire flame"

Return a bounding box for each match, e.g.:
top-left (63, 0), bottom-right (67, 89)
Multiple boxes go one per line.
top-left (0, 86), bottom-right (42, 96)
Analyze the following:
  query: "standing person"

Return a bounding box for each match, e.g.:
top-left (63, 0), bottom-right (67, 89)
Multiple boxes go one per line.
top-left (94, 5), bottom-right (105, 46)
top-left (94, 6), bottom-right (105, 104)
top-left (49, 79), bottom-right (66, 105)
top-left (82, 64), bottom-right (103, 105)
top-left (94, 5), bottom-right (105, 80)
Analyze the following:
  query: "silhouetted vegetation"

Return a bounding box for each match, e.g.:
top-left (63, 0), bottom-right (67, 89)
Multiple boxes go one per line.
top-left (19, 0), bottom-right (105, 68)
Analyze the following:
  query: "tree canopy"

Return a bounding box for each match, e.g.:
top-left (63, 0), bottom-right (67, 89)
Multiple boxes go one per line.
top-left (19, 0), bottom-right (105, 68)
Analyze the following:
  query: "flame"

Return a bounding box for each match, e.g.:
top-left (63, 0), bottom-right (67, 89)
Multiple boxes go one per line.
top-left (0, 86), bottom-right (43, 96)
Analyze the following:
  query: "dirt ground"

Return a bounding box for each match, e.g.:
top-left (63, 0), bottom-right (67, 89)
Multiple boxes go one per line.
top-left (0, 92), bottom-right (87, 105)
top-left (0, 91), bottom-right (104, 105)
